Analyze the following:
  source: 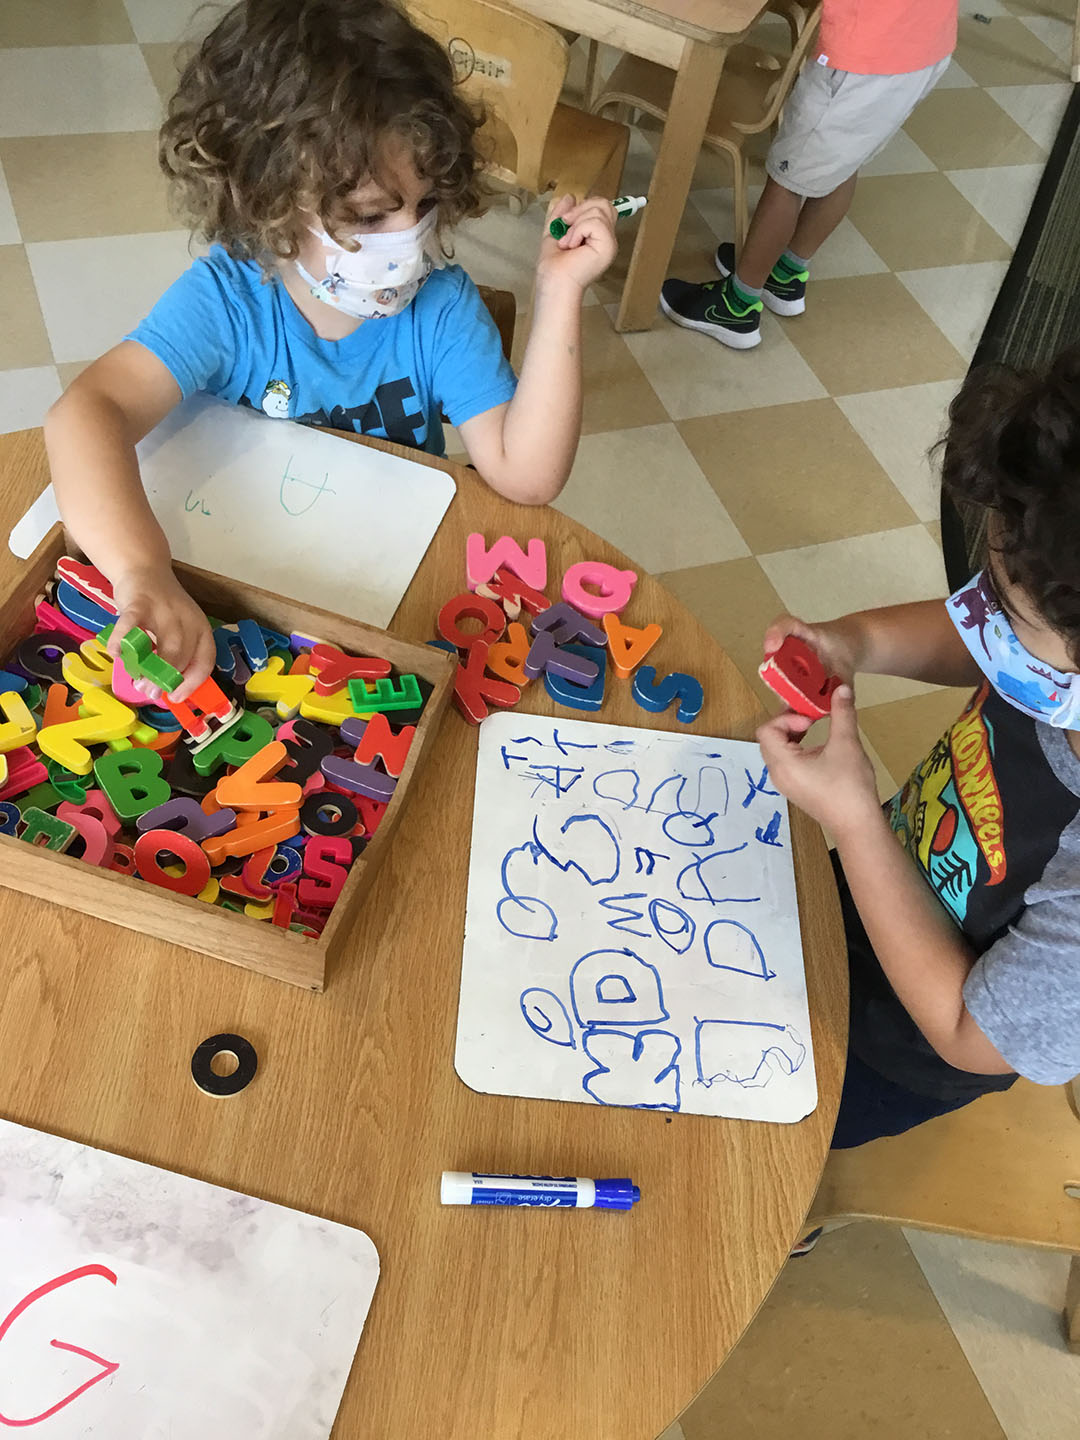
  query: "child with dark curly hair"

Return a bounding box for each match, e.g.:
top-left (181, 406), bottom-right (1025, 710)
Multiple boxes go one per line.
top-left (757, 346), bottom-right (1080, 1149)
top-left (45, 0), bottom-right (617, 698)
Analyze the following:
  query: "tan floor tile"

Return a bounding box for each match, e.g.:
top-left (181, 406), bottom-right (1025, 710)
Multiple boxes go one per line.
top-left (926, 518), bottom-right (943, 548)
top-left (679, 398), bottom-right (918, 553)
top-left (859, 686), bottom-right (976, 786)
top-left (758, 525), bottom-right (951, 707)
top-left (679, 1223), bottom-right (1008, 1440)
top-left (579, 306), bottom-right (668, 435)
top-left (57, 360), bottom-right (92, 388)
top-left (848, 174), bottom-right (1013, 272)
top-left (903, 87), bottom-right (1047, 170)
top-left (0, 0), bottom-right (134, 46)
top-left (0, 133), bottom-right (174, 243)
top-left (140, 40), bottom-right (187, 103)
top-left (0, 245), bottom-right (52, 369)
top-left (954, 14), bottom-right (1066, 84)
top-left (657, 555), bottom-right (786, 707)
top-left (785, 273), bottom-right (967, 397)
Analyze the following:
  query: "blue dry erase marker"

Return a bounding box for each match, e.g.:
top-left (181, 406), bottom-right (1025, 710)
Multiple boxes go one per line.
top-left (441, 1172), bottom-right (640, 1210)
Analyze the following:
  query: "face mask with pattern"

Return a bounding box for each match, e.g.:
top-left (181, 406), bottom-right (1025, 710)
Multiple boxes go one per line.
top-left (294, 210), bottom-right (438, 320)
top-left (946, 568), bottom-right (1080, 728)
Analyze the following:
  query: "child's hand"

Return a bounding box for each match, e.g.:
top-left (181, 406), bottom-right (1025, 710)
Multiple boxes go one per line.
top-left (756, 686), bottom-right (881, 843)
top-left (107, 566), bottom-right (217, 704)
top-left (537, 194), bottom-right (617, 292)
top-left (763, 613), bottom-right (860, 689)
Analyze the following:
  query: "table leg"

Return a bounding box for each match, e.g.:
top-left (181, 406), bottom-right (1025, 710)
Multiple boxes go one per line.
top-left (615, 38), bottom-right (728, 333)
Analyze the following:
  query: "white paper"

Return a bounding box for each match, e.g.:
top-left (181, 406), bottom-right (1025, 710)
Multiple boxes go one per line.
top-left (456, 714), bottom-right (817, 1123)
top-left (0, 1116), bottom-right (379, 1437)
top-left (9, 394), bottom-right (456, 627)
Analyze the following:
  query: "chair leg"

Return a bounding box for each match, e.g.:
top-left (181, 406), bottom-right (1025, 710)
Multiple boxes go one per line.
top-left (1064, 1254), bottom-right (1080, 1353)
top-left (583, 39), bottom-right (600, 109)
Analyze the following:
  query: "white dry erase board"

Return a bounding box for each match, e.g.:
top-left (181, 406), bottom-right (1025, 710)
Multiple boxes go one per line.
top-left (0, 1116), bottom-right (379, 1437)
top-left (9, 393), bottom-right (456, 628)
top-left (456, 713), bottom-right (817, 1124)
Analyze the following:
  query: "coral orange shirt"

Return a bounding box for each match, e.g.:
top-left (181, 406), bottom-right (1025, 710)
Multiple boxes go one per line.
top-left (817, 0), bottom-right (958, 75)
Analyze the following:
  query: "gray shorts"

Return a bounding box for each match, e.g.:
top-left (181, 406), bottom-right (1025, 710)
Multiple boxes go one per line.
top-left (766, 56), bottom-right (951, 198)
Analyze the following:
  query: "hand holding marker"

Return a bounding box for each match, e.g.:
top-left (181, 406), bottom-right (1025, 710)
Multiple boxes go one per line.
top-left (549, 194), bottom-right (648, 240)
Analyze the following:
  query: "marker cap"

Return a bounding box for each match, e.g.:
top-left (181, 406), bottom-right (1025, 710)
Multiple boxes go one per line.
top-left (594, 1179), bottom-right (641, 1210)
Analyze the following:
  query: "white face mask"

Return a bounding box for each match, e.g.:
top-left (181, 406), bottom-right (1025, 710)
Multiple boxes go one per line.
top-left (294, 208), bottom-right (439, 320)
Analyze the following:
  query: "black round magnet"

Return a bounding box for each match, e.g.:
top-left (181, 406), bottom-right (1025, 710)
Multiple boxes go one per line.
top-left (191, 1032), bottom-right (258, 1097)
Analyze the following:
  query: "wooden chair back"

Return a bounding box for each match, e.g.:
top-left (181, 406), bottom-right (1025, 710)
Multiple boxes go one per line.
top-left (809, 1078), bottom-right (1080, 1253)
top-left (732, 1), bottom-right (822, 135)
top-left (405, 0), bottom-right (570, 192)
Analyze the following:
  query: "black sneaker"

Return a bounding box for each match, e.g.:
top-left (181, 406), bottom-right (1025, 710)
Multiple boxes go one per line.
top-left (715, 241), bottom-right (807, 317)
top-left (659, 275), bottom-right (762, 350)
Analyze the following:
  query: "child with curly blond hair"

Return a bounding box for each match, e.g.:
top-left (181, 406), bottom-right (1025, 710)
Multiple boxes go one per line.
top-left (46, 0), bottom-right (616, 698)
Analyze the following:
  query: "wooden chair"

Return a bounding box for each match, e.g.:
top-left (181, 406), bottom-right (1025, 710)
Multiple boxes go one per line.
top-left (590, 2), bottom-right (822, 253)
top-left (405, 0), bottom-right (629, 207)
top-left (806, 1076), bottom-right (1080, 1350)
top-left (476, 284), bottom-right (515, 360)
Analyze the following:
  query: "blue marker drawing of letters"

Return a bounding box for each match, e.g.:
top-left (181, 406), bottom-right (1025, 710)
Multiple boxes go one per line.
top-left (457, 713), bottom-right (816, 1124)
top-left (694, 1018), bottom-right (805, 1089)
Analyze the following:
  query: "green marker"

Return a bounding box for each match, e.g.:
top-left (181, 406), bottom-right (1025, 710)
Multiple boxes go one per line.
top-left (550, 194), bottom-right (647, 240)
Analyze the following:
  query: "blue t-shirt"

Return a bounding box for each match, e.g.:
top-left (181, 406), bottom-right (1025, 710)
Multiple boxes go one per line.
top-left (126, 246), bottom-right (517, 456)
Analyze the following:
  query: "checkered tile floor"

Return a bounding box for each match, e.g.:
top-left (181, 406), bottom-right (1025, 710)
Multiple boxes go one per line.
top-left (0, 0), bottom-right (1073, 804)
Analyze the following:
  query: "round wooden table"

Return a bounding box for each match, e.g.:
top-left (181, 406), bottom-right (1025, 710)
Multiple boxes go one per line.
top-left (0, 429), bottom-right (847, 1440)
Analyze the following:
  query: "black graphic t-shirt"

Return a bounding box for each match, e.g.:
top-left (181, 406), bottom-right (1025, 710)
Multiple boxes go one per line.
top-left (841, 681), bottom-right (1080, 1099)
top-left (126, 246), bottom-right (517, 456)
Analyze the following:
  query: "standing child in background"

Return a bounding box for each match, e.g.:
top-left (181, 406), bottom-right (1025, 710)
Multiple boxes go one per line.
top-left (660, 0), bottom-right (958, 349)
top-left (758, 348), bottom-right (1080, 1148)
top-left (44, 0), bottom-right (616, 698)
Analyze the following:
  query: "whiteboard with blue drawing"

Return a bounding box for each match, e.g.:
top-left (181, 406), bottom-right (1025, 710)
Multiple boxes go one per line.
top-left (8, 394), bottom-right (456, 630)
top-left (456, 713), bottom-right (817, 1124)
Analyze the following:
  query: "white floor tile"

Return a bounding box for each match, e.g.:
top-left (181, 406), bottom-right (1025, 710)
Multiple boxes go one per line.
top-left (122, 0), bottom-right (215, 43)
top-left (862, 130), bottom-right (937, 177)
top-left (26, 230), bottom-right (199, 364)
top-left (803, 219), bottom-right (889, 281)
top-left (837, 381), bottom-right (956, 523)
top-left (905, 1230), bottom-right (1080, 1440)
top-left (897, 262), bottom-right (1010, 363)
top-left (0, 46), bottom-right (162, 138)
top-left (0, 365), bottom-right (62, 436)
top-left (623, 311), bottom-right (827, 421)
top-left (555, 423), bottom-right (750, 573)
top-left (759, 525), bottom-right (950, 621)
top-left (946, 164), bottom-right (1044, 244)
top-left (936, 58), bottom-right (978, 87)
top-left (0, 160), bottom-right (19, 245)
top-left (988, 82), bottom-right (1073, 148)
top-left (1016, 13), bottom-right (1073, 59)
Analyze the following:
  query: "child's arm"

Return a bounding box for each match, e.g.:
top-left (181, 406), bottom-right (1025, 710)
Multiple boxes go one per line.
top-left (44, 342), bottom-right (217, 700)
top-left (757, 690), bottom-right (1012, 1075)
top-left (457, 196), bottom-right (617, 505)
top-left (764, 601), bottom-right (982, 690)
